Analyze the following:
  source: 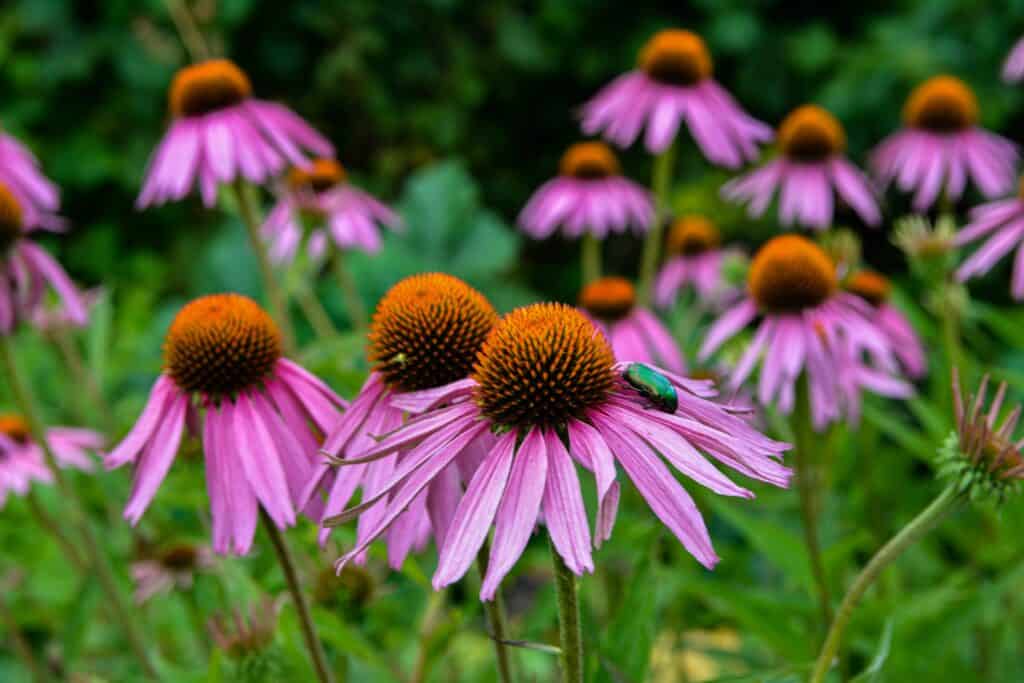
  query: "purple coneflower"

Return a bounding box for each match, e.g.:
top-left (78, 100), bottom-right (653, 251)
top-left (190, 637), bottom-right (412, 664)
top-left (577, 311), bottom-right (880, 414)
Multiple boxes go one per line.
top-left (654, 216), bottom-right (733, 308)
top-left (1003, 37), bottom-right (1024, 84)
top-left (131, 543), bottom-right (214, 604)
top-left (137, 59), bottom-right (334, 209)
top-left (870, 75), bottom-right (1017, 212)
top-left (844, 270), bottom-right (927, 379)
top-left (105, 294), bottom-right (345, 556)
top-left (581, 29), bottom-right (771, 164)
top-left (723, 105), bottom-right (880, 229)
top-left (700, 235), bottom-right (912, 430)
top-left (326, 303), bottom-right (791, 600)
top-left (0, 129), bottom-right (59, 215)
top-left (0, 414), bottom-right (99, 508)
top-left (579, 276), bottom-right (685, 373)
top-left (303, 273), bottom-right (499, 569)
top-left (953, 180), bottom-right (1024, 299)
top-left (518, 142), bottom-right (653, 240)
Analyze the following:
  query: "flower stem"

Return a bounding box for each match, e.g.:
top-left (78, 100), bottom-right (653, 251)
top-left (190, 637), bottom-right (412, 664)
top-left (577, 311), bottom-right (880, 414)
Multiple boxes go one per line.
top-left (50, 327), bottom-right (116, 436)
top-left (260, 512), bottom-right (336, 683)
top-left (0, 591), bottom-right (51, 683)
top-left (476, 545), bottom-right (515, 683)
top-left (163, 0), bottom-right (210, 62)
top-left (332, 253), bottom-right (368, 330)
top-left (810, 485), bottom-right (963, 683)
top-left (233, 182), bottom-right (297, 353)
top-left (580, 233), bottom-right (602, 287)
top-left (638, 143), bottom-right (676, 306)
top-left (295, 284), bottom-right (339, 340)
top-left (410, 591), bottom-right (446, 683)
top-left (26, 489), bottom-right (85, 569)
top-left (549, 540), bottom-right (583, 683)
top-left (0, 337), bottom-right (161, 680)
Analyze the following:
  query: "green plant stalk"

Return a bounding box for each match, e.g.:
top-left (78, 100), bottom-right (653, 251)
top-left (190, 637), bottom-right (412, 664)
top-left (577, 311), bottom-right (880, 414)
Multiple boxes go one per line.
top-left (0, 337), bottom-right (161, 680)
top-left (26, 489), bottom-right (85, 569)
top-left (810, 486), bottom-right (963, 683)
top-left (332, 253), bottom-right (368, 330)
top-left (410, 591), bottom-right (446, 683)
top-left (295, 284), bottom-right (339, 340)
top-left (260, 512), bottom-right (337, 683)
top-left (580, 233), bottom-right (602, 287)
top-left (550, 540), bottom-right (583, 683)
top-left (233, 182), bottom-right (297, 353)
top-left (163, 0), bottom-right (210, 62)
top-left (0, 592), bottom-right (51, 683)
top-left (50, 327), bottom-right (116, 436)
top-left (638, 144), bottom-right (676, 306)
top-left (476, 546), bottom-right (515, 683)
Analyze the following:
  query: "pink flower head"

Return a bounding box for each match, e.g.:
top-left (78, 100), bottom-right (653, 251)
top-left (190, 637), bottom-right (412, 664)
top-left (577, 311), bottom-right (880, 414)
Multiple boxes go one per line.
top-left (0, 183), bottom-right (85, 335)
top-left (0, 414), bottom-right (100, 509)
top-left (700, 235), bottom-right (913, 431)
top-left (870, 75), bottom-right (1018, 212)
top-left (131, 543), bottom-right (215, 604)
top-left (578, 276), bottom-right (685, 373)
top-left (31, 287), bottom-right (102, 333)
top-left (137, 59), bottom-right (334, 209)
top-left (303, 273), bottom-right (499, 569)
top-left (581, 29), bottom-right (772, 163)
top-left (263, 158), bottom-right (402, 265)
top-left (323, 303), bottom-right (791, 600)
top-left (654, 215), bottom-right (735, 308)
top-left (1003, 37), bottom-right (1024, 84)
top-left (518, 142), bottom-right (653, 240)
top-left (723, 105), bottom-right (880, 230)
top-left (105, 294), bottom-right (345, 556)
top-left (954, 182), bottom-right (1024, 299)
top-left (843, 270), bottom-right (927, 379)
top-left (0, 130), bottom-right (60, 215)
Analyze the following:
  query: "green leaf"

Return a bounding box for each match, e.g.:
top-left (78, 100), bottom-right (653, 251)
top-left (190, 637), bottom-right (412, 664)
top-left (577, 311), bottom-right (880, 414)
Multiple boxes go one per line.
top-left (850, 619), bottom-right (894, 682)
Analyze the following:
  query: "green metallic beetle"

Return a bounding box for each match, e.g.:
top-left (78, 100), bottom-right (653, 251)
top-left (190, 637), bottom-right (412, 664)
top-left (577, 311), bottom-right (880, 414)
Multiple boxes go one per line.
top-left (622, 363), bottom-right (678, 413)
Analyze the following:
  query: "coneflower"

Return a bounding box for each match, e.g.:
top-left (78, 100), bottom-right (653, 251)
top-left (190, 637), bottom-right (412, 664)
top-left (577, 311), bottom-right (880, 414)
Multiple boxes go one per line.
top-left (654, 216), bottom-right (734, 308)
top-left (844, 270), bottom-right (927, 379)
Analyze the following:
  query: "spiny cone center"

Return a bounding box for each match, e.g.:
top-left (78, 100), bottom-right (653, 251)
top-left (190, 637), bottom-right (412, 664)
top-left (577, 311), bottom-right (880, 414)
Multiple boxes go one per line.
top-left (749, 235), bottom-right (837, 313)
top-left (0, 414), bottom-right (30, 444)
top-left (778, 105), bottom-right (846, 161)
top-left (845, 270), bottom-right (891, 307)
top-left (903, 76), bottom-right (978, 132)
top-left (667, 216), bottom-right (720, 256)
top-left (579, 276), bottom-right (636, 321)
top-left (368, 273), bottom-right (498, 393)
top-left (559, 142), bottom-right (621, 179)
top-left (163, 294), bottom-right (282, 396)
top-left (473, 303), bottom-right (617, 429)
top-left (0, 184), bottom-right (24, 252)
top-left (639, 29), bottom-right (712, 86)
top-left (288, 159), bottom-right (347, 194)
top-left (169, 59), bottom-right (253, 118)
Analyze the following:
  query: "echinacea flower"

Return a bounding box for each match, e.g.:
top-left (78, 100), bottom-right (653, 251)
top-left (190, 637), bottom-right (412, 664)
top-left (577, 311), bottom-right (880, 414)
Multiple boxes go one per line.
top-left (0, 183), bottom-right (85, 334)
top-left (326, 303), bottom-right (791, 600)
top-left (844, 270), bottom-right (927, 379)
top-left (31, 287), bottom-right (102, 333)
top-left (654, 215), bottom-right (733, 308)
top-left (723, 105), bottom-right (880, 229)
top-left (0, 414), bottom-right (100, 509)
top-left (303, 273), bottom-right (499, 568)
top-left (1003, 37), bottom-right (1024, 84)
top-left (700, 235), bottom-right (912, 430)
top-left (518, 142), bottom-right (653, 240)
top-left (137, 59), bottom-right (334, 209)
top-left (579, 276), bottom-right (684, 372)
top-left (105, 294), bottom-right (345, 556)
top-left (871, 76), bottom-right (1017, 211)
top-left (954, 179), bottom-right (1024, 299)
top-left (263, 158), bottom-right (401, 265)
top-left (581, 29), bottom-right (772, 164)
top-left (0, 129), bottom-right (59, 215)
top-left (131, 543), bottom-right (214, 604)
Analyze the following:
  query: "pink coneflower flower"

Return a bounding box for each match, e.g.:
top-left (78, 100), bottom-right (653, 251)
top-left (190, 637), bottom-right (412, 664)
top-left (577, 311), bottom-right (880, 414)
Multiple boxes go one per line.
top-left (578, 276), bottom-right (684, 373)
top-left (31, 287), bottom-right (102, 332)
top-left (581, 29), bottom-right (772, 164)
top-left (870, 76), bottom-right (1017, 212)
top-left (723, 105), bottom-right (880, 229)
top-left (302, 273), bottom-right (498, 568)
top-left (654, 216), bottom-right (733, 308)
top-left (700, 235), bottom-right (912, 430)
top-left (105, 294), bottom-right (345, 556)
top-left (1003, 38), bottom-right (1024, 84)
top-left (137, 59), bottom-right (334, 209)
top-left (0, 129), bottom-right (59, 215)
top-left (954, 180), bottom-right (1024, 299)
top-left (0, 184), bottom-right (85, 334)
top-left (0, 414), bottom-right (99, 508)
top-left (131, 543), bottom-right (215, 604)
top-left (263, 158), bottom-right (401, 265)
top-left (844, 270), bottom-right (927, 379)
top-left (518, 142), bottom-right (653, 240)
top-left (325, 303), bottom-right (791, 600)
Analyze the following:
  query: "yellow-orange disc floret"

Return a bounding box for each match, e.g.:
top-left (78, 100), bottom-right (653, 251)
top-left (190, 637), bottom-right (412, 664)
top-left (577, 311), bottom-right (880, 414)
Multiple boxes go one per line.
top-left (749, 235), bottom-right (837, 313)
top-left (368, 273), bottom-right (498, 393)
top-left (778, 105), bottom-right (846, 162)
top-left (0, 414), bottom-right (31, 444)
top-left (639, 29), bottom-right (713, 86)
top-left (903, 75), bottom-right (978, 133)
top-left (578, 276), bottom-right (636, 321)
top-left (666, 215), bottom-right (720, 256)
top-left (288, 158), bottom-right (347, 193)
top-left (169, 59), bottom-right (253, 118)
top-left (473, 303), bottom-right (617, 429)
top-left (559, 142), bottom-right (621, 179)
top-left (845, 270), bottom-right (891, 307)
top-left (164, 294), bottom-right (282, 396)
top-left (0, 184), bottom-right (24, 251)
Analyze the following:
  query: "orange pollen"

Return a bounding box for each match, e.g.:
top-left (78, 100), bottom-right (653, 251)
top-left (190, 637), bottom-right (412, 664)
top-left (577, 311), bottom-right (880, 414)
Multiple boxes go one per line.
top-left (748, 235), bottom-right (837, 313)
top-left (579, 276), bottom-right (636, 321)
top-left (903, 75), bottom-right (978, 132)
top-left (169, 59), bottom-right (253, 118)
top-left (473, 303), bottom-right (617, 429)
top-left (0, 414), bottom-right (31, 444)
top-left (845, 270), bottom-right (891, 307)
top-left (0, 184), bottom-right (24, 251)
top-left (667, 215), bottom-right (720, 256)
top-left (368, 273), bottom-right (498, 393)
top-left (639, 29), bottom-right (712, 86)
top-left (778, 105), bottom-right (846, 161)
top-left (559, 142), bottom-right (621, 179)
top-left (288, 159), bottom-right (347, 193)
top-left (163, 294), bottom-right (282, 396)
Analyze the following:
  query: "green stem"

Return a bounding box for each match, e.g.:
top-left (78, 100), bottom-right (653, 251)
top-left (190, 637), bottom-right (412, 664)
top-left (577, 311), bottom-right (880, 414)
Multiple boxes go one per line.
top-left (638, 144), bottom-right (676, 306)
top-left (0, 591), bottom-right (51, 683)
top-left (26, 490), bottom-right (85, 569)
top-left (550, 540), bottom-right (583, 683)
top-left (0, 337), bottom-right (161, 680)
top-left (810, 486), bottom-right (963, 683)
top-left (476, 546), bottom-right (515, 683)
top-left (580, 233), bottom-right (602, 287)
top-left (260, 512), bottom-right (337, 683)
top-left (163, 0), bottom-right (210, 62)
top-left (50, 327), bottom-right (117, 437)
top-left (410, 591), bottom-right (446, 683)
top-left (295, 285), bottom-right (338, 340)
top-left (233, 182), bottom-right (297, 353)
top-left (332, 253), bottom-right (368, 330)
